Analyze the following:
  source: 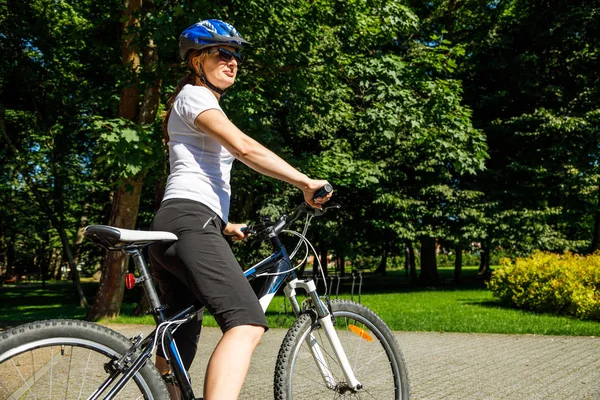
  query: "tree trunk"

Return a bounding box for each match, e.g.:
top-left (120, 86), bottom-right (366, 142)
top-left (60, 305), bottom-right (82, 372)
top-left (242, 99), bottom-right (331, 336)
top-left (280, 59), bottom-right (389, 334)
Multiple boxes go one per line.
top-left (138, 37), bottom-right (161, 125)
top-left (419, 237), bottom-right (439, 285)
top-left (40, 232), bottom-right (51, 289)
top-left (591, 181), bottom-right (600, 252)
top-left (297, 256), bottom-right (307, 277)
top-left (87, 176), bottom-right (144, 320)
top-left (7, 231), bottom-right (15, 276)
top-left (135, 14), bottom-right (163, 312)
top-left (406, 241), bottom-right (417, 282)
top-left (478, 242), bottom-right (491, 279)
top-left (319, 247), bottom-right (328, 278)
top-left (118, 0), bottom-right (141, 121)
top-left (375, 244), bottom-right (388, 276)
top-left (50, 248), bottom-right (62, 280)
top-left (336, 251), bottom-right (345, 277)
top-left (453, 244), bottom-right (463, 283)
top-left (73, 205), bottom-right (90, 268)
top-left (87, 0), bottom-right (163, 321)
top-left (56, 225), bottom-right (89, 307)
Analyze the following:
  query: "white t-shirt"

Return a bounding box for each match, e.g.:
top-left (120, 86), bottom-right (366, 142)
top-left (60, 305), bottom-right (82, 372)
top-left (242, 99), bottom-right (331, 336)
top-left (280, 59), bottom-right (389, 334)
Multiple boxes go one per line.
top-left (162, 85), bottom-right (235, 223)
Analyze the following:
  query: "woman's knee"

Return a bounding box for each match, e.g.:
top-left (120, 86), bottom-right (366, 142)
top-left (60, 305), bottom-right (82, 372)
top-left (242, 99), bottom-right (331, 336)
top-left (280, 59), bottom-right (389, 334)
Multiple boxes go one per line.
top-left (226, 324), bottom-right (265, 345)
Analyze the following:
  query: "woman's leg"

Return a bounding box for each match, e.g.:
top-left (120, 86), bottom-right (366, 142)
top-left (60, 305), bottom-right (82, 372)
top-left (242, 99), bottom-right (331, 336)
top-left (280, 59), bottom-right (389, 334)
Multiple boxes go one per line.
top-left (151, 200), bottom-right (268, 398)
top-left (203, 325), bottom-right (265, 400)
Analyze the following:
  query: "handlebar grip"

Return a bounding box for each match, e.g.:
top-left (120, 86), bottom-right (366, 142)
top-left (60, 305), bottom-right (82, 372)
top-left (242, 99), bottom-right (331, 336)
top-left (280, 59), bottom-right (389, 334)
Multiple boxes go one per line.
top-left (313, 183), bottom-right (333, 200)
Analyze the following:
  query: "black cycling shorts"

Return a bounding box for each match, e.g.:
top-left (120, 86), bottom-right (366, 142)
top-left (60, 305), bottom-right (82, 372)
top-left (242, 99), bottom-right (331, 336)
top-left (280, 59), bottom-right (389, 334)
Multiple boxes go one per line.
top-left (149, 198), bottom-right (267, 369)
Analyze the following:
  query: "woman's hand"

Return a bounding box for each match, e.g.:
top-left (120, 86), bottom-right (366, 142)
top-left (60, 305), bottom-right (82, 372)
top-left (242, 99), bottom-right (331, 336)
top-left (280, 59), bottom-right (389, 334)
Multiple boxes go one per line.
top-left (223, 223), bottom-right (248, 241)
top-left (303, 179), bottom-right (333, 209)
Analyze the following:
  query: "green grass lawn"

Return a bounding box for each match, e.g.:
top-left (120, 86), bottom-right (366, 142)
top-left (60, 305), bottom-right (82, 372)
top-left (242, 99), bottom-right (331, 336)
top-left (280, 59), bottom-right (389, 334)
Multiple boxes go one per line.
top-left (1, 273), bottom-right (598, 336)
top-left (358, 289), bottom-right (600, 336)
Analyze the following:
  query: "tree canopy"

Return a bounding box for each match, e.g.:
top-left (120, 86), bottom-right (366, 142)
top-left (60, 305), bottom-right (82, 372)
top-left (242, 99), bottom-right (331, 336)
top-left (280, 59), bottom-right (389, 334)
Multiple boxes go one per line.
top-left (1, 0), bottom-right (599, 316)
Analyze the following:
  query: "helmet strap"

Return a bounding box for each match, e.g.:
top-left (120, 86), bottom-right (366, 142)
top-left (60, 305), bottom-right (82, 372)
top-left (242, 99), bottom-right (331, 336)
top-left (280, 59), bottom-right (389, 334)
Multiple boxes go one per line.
top-left (199, 75), bottom-right (226, 96)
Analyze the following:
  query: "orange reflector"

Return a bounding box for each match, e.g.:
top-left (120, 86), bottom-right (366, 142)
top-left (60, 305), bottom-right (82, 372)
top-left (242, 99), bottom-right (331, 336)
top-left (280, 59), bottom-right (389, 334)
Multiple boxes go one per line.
top-left (348, 324), bottom-right (373, 342)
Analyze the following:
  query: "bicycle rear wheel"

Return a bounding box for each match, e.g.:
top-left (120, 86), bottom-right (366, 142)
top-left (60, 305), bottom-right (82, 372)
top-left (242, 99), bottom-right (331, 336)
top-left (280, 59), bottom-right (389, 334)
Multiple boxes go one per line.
top-left (0, 319), bottom-right (169, 400)
top-left (274, 299), bottom-right (410, 399)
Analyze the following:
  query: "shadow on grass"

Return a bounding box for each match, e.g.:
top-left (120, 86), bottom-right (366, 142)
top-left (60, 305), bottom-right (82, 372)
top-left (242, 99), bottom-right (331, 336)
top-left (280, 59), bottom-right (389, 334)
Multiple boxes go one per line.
top-left (0, 281), bottom-right (145, 326)
top-left (466, 298), bottom-right (600, 324)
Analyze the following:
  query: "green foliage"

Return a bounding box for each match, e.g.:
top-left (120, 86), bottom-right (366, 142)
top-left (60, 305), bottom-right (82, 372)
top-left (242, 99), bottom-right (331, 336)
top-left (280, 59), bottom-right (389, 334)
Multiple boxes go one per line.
top-left (4, 0), bottom-right (600, 288)
top-left (215, 0), bottom-right (489, 269)
top-left (409, 0), bottom-right (600, 262)
top-left (89, 117), bottom-right (163, 180)
top-left (488, 251), bottom-right (600, 320)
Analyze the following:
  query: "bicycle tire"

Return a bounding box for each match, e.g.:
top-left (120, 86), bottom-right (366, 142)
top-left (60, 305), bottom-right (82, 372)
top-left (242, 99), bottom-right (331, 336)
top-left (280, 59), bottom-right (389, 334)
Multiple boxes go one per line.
top-left (0, 319), bottom-right (169, 400)
top-left (274, 299), bottom-right (410, 399)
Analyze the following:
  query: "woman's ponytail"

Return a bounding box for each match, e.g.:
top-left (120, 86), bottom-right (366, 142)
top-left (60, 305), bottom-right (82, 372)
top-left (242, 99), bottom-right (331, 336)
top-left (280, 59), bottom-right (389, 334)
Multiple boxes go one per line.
top-left (162, 49), bottom-right (207, 142)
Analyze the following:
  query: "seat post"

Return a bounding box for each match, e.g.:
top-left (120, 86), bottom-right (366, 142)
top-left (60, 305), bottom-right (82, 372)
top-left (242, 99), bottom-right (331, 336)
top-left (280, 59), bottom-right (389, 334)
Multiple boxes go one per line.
top-left (125, 246), bottom-right (163, 312)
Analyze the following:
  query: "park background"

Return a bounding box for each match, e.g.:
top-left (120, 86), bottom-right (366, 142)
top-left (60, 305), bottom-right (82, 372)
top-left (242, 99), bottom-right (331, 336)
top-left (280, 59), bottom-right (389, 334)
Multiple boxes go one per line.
top-left (0, 0), bottom-right (599, 334)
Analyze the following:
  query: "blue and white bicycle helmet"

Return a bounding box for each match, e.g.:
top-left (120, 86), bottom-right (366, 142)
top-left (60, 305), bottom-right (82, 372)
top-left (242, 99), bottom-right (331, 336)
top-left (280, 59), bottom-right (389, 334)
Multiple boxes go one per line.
top-left (179, 19), bottom-right (250, 60)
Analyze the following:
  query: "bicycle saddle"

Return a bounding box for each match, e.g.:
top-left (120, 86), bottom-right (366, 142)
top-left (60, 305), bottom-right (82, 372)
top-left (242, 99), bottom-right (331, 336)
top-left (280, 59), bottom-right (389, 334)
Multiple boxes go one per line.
top-left (84, 225), bottom-right (178, 249)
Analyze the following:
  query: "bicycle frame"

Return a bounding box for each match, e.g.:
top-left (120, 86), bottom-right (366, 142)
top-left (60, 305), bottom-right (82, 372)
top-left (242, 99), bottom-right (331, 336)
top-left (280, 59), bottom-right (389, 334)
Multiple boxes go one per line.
top-left (94, 220), bottom-right (360, 399)
top-left (90, 245), bottom-right (197, 400)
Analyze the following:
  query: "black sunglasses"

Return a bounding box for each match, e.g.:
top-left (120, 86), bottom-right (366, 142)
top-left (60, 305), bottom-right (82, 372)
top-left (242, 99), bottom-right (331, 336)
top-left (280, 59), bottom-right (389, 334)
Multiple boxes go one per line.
top-left (208, 47), bottom-right (244, 66)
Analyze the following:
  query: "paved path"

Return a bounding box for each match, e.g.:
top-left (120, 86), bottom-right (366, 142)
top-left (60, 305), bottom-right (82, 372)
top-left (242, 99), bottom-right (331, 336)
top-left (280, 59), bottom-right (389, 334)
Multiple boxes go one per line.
top-left (104, 324), bottom-right (600, 400)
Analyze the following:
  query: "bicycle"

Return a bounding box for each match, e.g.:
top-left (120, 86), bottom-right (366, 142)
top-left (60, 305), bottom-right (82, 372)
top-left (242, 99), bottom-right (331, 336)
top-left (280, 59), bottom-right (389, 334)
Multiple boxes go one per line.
top-left (0, 186), bottom-right (410, 399)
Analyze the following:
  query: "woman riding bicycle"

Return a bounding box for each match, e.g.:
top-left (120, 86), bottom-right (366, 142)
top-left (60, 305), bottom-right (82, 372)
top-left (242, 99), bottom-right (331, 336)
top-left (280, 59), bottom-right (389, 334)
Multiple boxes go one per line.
top-left (149, 19), bottom-right (332, 400)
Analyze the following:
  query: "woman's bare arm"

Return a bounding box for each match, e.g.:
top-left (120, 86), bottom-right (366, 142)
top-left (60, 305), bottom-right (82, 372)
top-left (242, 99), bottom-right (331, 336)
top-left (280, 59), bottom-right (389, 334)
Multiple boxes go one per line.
top-left (195, 109), bottom-right (332, 207)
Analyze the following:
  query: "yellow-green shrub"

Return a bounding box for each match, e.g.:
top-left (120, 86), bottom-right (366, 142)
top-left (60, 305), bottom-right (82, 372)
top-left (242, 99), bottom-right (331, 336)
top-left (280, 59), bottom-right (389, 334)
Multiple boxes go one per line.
top-left (488, 251), bottom-right (600, 320)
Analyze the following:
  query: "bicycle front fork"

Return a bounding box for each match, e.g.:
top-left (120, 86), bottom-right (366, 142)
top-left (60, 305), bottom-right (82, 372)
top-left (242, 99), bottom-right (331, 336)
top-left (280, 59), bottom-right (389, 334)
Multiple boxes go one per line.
top-left (284, 278), bottom-right (362, 391)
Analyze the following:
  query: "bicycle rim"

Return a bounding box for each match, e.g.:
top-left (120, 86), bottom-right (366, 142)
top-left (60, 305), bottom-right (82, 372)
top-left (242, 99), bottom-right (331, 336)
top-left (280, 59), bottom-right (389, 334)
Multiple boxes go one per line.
top-left (279, 301), bottom-right (408, 399)
top-left (0, 336), bottom-right (156, 399)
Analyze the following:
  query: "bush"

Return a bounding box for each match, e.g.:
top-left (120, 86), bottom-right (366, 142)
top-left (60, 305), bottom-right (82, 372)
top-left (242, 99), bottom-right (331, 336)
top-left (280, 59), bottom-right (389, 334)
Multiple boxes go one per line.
top-left (488, 251), bottom-right (600, 320)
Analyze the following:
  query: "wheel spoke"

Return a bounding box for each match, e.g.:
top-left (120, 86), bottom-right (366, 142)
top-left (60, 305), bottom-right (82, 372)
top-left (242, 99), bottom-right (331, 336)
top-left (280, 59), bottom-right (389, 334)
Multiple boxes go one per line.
top-left (77, 348), bottom-right (93, 399)
top-left (65, 346), bottom-right (73, 398)
top-left (49, 346), bottom-right (53, 400)
top-left (0, 320), bottom-right (168, 399)
top-left (10, 356), bottom-right (39, 400)
top-left (275, 300), bottom-right (409, 399)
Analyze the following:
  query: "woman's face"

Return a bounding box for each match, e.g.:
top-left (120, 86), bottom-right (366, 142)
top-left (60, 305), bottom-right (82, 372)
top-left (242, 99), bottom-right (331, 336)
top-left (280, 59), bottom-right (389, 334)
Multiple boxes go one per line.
top-left (200, 46), bottom-right (240, 90)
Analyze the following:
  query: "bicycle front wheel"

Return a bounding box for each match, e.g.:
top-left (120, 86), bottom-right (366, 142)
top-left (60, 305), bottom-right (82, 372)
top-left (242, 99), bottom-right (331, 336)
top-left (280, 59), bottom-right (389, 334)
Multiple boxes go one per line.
top-left (274, 299), bottom-right (410, 399)
top-left (0, 319), bottom-right (169, 400)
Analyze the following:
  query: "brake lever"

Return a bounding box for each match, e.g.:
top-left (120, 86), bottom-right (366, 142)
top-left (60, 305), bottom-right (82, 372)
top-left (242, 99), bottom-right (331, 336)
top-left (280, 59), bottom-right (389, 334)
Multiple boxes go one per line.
top-left (240, 226), bottom-right (254, 236)
top-left (241, 222), bottom-right (273, 243)
top-left (311, 203), bottom-right (341, 217)
top-left (324, 203), bottom-right (341, 211)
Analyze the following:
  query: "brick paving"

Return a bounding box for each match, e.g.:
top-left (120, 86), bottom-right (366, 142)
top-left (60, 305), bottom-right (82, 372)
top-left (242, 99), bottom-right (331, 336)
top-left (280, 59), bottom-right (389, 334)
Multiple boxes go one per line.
top-left (105, 324), bottom-right (600, 399)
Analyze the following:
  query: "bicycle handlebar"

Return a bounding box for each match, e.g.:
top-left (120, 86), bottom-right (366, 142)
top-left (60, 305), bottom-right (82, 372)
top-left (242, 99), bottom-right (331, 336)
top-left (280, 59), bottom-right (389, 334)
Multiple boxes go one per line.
top-left (312, 183), bottom-right (333, 200)
top-left (242, 184), bottom-right (338, 239)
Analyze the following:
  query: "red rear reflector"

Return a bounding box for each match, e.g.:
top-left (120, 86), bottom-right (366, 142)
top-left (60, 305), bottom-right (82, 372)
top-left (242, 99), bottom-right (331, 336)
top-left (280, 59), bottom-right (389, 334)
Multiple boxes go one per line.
top-left (125, 273), bottom-right (136, 289)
